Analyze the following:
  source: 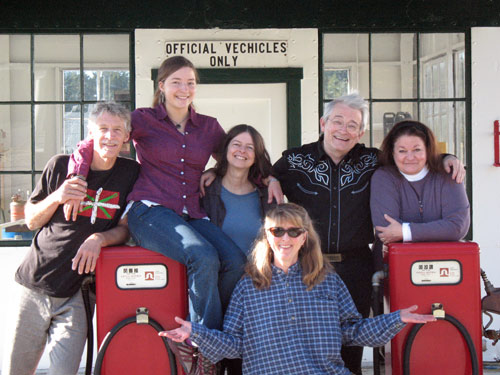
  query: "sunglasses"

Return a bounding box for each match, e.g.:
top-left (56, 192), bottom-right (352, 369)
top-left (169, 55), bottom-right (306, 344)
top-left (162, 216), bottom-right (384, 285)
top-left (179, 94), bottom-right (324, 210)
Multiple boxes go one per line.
top-left (267, 227), bottom-right (306, 238)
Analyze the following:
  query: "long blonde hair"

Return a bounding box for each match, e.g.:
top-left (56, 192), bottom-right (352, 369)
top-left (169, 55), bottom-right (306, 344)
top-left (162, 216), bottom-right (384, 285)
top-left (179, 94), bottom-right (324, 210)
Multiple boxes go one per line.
top-left (245, 203), bottom-right (332, 290)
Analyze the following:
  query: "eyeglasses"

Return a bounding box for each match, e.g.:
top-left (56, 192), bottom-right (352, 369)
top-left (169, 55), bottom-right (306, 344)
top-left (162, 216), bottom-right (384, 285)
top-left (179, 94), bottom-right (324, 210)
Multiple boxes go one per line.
top-left (267, 227), bottom-right (306, 238)
top-left (327, 118), bottom-right (360, 134)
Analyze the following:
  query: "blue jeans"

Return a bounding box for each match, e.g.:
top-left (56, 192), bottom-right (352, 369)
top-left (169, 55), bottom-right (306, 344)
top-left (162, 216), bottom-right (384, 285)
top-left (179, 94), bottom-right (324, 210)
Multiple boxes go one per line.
top-left (127, 201), bottom-right (247, 329)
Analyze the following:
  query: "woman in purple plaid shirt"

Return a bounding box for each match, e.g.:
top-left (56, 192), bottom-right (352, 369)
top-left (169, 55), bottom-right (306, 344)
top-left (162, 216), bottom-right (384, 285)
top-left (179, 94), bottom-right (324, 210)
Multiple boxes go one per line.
top-left (160, 203), bottom-right (435, 375)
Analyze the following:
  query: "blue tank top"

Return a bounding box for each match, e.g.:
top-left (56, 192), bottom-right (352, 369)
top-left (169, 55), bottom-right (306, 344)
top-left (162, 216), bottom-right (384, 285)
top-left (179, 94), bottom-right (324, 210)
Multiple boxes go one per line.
top-left (221, 186), bottom-right (262, 255)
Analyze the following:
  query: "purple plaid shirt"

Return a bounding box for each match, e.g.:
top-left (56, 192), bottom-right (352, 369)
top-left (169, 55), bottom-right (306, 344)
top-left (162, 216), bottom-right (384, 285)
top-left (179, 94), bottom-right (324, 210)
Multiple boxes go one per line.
top-left (127, 104), bottom-right (225, 218)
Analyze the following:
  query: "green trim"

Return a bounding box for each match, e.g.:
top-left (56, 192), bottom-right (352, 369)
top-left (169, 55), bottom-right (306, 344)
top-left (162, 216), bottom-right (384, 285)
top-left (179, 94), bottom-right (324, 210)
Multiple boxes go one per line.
top-left (152, 68), bottom-right (304, 148)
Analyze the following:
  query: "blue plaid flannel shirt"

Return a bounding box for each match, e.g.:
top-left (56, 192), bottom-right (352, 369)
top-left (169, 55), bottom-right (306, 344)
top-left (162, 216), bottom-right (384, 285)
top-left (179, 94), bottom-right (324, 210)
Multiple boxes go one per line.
top-left (191, 263), bottom-right (405, 374)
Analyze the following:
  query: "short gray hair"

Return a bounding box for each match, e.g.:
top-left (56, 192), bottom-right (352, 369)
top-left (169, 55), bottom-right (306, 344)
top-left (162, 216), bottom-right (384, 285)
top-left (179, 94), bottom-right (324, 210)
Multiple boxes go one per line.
top-left (321, 92), bottom-right (369, 132)
top-left (88, 101), bottom-right (131, 133)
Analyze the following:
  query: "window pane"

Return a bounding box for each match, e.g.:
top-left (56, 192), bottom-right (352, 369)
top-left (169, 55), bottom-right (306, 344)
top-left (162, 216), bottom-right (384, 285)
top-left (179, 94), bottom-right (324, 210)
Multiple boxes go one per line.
top-left (35, 104), bottom-right (66, 170)
top-left (454, 50), bottom-right (465, 97)
top-left (63, 69), bottom-right (81, 104)
top-left (371, 34), bottom-right (417, 99)
top-left (0, 35), bottom-right (31, 102)
top-left (83, 70), bottom-right (130, 101)
top-left (455, 101), bottom-right (466, 164)
top-left (35, 35), bottom-right (80, 102)
top-left (322, 34), bottom-right (369, 99)
top-left (420, 101), bottom-right (464, 162)
top-left (371, 102), bottom-right (416, 148)
top-left (83, 34), bottom-right (130, 102)
top-left (323, 68), bottom-right (349, 99)
top-left (0, 104), bottom-right (31, 171)
top-left (420, 33), bottom-right (465, 99)
top-left (63, 104), bottom-right (82, 154)
top-left (0, 174), bottom-right (34, 242)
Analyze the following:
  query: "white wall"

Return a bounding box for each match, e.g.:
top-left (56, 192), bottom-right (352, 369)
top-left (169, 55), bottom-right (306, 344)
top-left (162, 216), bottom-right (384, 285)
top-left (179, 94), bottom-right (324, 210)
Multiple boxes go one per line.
top-left (135, 28), bottom-right (320, 144)
top-left (471, 27), bottom-right (500, 361)
top-left (0, 247), bottom-right (97, 371)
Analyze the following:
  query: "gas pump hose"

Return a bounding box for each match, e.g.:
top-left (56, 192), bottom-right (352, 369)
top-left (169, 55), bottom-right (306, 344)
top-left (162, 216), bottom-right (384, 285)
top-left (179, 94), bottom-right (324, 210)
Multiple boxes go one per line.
top-left (402, 311), bottom-right (479, 375)
top-left (81, 275), bottom-right (95, 375)
top-left (93, 309), bottom-right (177, 375)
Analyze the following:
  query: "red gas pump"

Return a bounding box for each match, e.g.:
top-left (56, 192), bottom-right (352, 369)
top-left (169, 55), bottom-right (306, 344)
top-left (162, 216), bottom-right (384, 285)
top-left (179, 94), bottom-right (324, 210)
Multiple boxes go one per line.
top-left (95, 246), bottom-right (188, 375)
top-left (384, 242), bottom-right (482, 375)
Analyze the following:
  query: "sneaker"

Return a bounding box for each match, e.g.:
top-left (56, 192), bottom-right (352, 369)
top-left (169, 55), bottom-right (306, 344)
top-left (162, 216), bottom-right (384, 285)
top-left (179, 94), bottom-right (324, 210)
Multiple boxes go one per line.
top-left (194, 352), bottom-right (217, 375)
top-left (166, 338), bottom-right (197, 374)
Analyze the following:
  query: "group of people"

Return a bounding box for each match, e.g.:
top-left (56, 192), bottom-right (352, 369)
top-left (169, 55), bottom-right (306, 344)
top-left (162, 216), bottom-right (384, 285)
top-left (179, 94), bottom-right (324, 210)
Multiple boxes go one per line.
top-left (2, 55), bottom-right (470, 375)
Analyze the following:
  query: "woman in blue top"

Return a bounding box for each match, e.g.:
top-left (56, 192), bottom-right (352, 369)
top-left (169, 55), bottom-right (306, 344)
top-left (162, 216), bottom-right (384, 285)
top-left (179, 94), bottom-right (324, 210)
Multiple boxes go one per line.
top-left (160, 203), bottom-right (436, 375)
top-left (200, 124), bottom-right (274, 375)
top-left (201, 124), bottom-right (275, 256)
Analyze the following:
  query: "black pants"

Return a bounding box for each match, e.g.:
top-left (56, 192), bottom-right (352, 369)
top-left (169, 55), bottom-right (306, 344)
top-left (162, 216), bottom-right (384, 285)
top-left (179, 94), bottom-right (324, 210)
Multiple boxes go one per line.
top-left (333, 254), bottom-right (374, 375)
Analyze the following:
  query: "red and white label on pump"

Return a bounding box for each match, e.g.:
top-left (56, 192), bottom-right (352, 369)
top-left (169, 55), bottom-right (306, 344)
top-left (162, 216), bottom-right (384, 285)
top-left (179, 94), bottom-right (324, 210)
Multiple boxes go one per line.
top-left (410, 260), bottom-right (462, 285)
top-left (116, 264), bottom-right (168, 289)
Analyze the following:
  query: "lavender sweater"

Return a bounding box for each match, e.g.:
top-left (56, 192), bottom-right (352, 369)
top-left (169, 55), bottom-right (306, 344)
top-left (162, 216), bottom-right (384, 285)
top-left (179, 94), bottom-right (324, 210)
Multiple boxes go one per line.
top-left (370, 166), bottom-right (470, 242)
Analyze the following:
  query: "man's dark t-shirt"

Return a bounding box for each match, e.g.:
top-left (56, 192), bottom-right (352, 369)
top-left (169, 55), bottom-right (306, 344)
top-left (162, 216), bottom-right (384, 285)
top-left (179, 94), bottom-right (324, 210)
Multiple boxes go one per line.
top-left (15, 154), bottom-right (139, 298)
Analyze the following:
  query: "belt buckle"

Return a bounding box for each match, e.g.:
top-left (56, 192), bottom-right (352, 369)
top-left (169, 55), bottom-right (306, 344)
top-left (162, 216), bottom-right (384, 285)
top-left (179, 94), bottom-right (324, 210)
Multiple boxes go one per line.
top-left (325, 253), bottom-right (343, 263)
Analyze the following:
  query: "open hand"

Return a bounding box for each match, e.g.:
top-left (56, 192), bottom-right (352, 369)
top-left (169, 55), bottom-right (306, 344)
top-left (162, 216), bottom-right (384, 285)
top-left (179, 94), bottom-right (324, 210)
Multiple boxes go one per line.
top-left (158, 316), bottom-right (192, 342)
top-left (400, 305), bottom-right (436, 324)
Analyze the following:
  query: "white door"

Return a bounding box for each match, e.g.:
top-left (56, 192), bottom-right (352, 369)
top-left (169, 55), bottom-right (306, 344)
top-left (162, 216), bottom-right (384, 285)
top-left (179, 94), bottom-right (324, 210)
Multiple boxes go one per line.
top-left (195, 82), bottom-right (287, 166)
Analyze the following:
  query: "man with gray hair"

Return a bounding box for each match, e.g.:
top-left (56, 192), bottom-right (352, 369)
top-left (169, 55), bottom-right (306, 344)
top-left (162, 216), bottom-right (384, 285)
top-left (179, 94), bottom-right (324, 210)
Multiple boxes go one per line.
top-left (2, 102), bottom-right (139, 375)
top-left (271, 93), bottom-right (464, 374)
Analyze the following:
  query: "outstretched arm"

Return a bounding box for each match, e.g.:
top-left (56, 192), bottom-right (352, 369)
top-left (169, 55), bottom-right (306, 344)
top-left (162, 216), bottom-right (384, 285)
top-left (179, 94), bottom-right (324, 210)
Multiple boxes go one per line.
top-left (400, 305), bottom-right (436, 323)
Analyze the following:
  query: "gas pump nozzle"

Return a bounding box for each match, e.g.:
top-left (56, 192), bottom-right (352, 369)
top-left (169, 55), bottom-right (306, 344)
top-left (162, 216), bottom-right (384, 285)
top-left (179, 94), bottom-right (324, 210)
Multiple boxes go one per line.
top-left (480, 269), bottom-right (500, 344)
top-left (481, 269), bottom-right (500, 315)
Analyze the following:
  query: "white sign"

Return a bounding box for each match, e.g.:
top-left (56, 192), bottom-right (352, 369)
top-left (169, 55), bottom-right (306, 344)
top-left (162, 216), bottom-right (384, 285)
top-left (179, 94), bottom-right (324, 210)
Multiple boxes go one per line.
top-left (116, 264), bottom-right (168, 289)
top-left (165, 40), bottom-right (288, 67)
top-left (411, 260), bottom-right (462, 285)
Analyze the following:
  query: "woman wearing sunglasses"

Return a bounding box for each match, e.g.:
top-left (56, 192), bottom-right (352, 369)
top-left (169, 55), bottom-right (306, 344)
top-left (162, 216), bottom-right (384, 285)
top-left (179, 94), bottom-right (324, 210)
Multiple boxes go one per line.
top-left (160, 203), bottom-right (436, 375)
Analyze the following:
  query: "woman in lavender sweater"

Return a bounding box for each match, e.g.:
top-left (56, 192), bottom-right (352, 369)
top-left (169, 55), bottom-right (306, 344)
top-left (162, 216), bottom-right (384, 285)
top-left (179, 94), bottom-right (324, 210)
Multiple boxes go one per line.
top-left (370, 120), bottom-right (470, 245)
